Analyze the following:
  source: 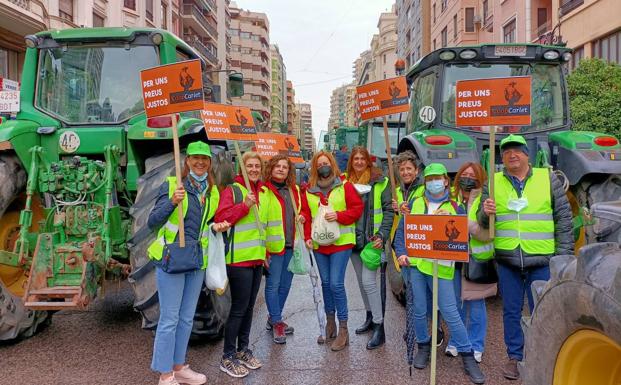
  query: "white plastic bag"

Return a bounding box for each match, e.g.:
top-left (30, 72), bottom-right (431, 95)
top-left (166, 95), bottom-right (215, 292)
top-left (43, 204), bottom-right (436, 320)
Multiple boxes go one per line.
top-left (311, 203), bottom-right (340, 246)
top-left (205, 225), bottom-right (228, 295)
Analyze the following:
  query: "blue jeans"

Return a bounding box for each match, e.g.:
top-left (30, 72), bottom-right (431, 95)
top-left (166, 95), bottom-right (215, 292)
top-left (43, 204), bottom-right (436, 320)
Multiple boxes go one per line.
top-left (314, 248), bottom-right (351, 321)
top-left (411, 267), bottom-right (472, 352)
top-left (151, 268), bottom-right (205, 373)
top-left (448, 270), bottom-right (488, 353)
top-left (265, 248), bottom-right (295, 323)
top-left (497, 263), bottom-right (550, 360)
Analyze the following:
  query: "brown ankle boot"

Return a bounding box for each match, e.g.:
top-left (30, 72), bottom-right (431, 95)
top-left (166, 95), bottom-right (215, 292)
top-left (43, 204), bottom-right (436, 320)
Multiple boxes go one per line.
top-left (318, 314), bottom-right (337, 344)
top-left (330, 320), bottom-right (349, 351)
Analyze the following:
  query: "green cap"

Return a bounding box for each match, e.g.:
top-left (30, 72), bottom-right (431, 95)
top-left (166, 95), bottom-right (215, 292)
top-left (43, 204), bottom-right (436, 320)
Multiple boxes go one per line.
top-left (500, 134), bottom-right (527, 150)
top-left (423, 163), bottom-right (448, 177)
top-left (360, 242), bottom-right (382, 270)
top-left (187, 141), bottom-right (212, 157)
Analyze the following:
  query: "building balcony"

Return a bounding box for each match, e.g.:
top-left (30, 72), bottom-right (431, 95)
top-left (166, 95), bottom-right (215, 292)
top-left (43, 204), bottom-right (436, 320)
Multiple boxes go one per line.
top-left (0, 0), bottom-right (47, 37)
top-left (186, 36), bottom-right (218, 66)
top-left (560, 0), bottom-right (584, 16)
top-left (182, 3), bottom-right (217, 39)
top-left (531, 20), bottom-right (553, 42)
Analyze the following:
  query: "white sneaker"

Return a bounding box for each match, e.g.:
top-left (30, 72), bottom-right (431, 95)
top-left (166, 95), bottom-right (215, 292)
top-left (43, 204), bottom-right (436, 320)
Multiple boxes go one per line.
top-left (444, 345), bottom-right (458, 357)
top-left (158, 375), bottom-right (180, 385)
top-left (174, 365), bottom-right (207, 385)
top-left (474, 351), bottom-right (483, 363)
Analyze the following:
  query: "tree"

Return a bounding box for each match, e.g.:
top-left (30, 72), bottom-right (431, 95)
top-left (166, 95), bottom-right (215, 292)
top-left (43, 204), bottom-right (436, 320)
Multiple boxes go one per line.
top-left (567, 58), bottom-right (621, 137)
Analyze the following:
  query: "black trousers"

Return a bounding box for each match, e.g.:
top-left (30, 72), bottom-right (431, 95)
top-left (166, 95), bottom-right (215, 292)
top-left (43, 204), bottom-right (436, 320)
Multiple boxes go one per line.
top-left (223, 264), bottom-right (263, 356)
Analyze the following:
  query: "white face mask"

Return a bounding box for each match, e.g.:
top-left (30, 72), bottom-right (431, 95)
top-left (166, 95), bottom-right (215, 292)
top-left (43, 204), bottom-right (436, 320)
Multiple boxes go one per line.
top-left (354, 183), bottom-right (372, 195)
top-left (507, 197), bottom-right (529, 212)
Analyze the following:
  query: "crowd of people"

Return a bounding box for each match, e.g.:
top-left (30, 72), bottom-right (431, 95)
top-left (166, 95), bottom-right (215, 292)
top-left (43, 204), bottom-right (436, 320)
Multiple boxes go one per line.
top-left (145, 134), bottom-right (572, 385)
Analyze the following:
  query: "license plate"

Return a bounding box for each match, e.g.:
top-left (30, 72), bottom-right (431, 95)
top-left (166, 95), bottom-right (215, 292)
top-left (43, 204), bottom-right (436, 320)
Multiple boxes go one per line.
top-left (495, 46), bottom-right (527, 57)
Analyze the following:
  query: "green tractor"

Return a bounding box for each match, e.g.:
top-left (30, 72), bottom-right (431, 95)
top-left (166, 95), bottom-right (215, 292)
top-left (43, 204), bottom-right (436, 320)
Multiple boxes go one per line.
top-left (0, 28), bottom-right (238, 341)
top-left (393, 43), bottom-right (621, 384)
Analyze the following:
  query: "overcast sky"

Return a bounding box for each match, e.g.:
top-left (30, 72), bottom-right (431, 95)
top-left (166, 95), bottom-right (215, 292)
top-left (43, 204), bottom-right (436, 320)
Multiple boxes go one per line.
top-left (236, 0), bottom-right (396, 143)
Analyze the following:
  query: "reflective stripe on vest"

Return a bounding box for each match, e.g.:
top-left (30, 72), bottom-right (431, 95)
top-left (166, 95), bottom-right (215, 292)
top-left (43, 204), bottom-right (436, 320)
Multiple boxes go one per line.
top-left (410, 198), bottom-right (459, 280)
top-left (494, 168), bottom-right (555, 255)
top-left (468, 194), bottom-right (494, 261)
top-left (306, 183), bottom-right (356, 248)
top-left (226, 182), bottom-right (266, 264)
top-left (147, 176), bottom-right (219, 269)
top-left (372, 177), bottom-right (390, 233)
top-left (260, 184), bottom-right (301, 254)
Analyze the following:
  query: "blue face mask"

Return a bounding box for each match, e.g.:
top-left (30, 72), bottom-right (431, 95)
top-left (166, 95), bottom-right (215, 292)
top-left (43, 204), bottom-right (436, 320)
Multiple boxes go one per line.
top-left (190, 171), bottom-right (208, 182)
top-left (425, 179), bottom-right (446, 195)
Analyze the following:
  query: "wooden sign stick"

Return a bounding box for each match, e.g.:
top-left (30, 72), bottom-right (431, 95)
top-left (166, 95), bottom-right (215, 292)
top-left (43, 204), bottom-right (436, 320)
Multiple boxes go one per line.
top-left (171, 113), bottom-right (185, 247)
top-left (488, 126), bottom-right (496, 238)
top-left (383, 116), bottom-right (398, 202)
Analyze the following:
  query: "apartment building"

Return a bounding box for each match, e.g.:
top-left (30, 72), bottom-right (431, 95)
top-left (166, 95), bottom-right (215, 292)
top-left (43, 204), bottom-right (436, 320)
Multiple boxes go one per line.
top-left (292, 102), bottom-right (302, 143)
top-left (270, 44), bottom-right (287, 132)
top-left (298, 103), bottom-right (314, 153)
top-left (396, 0), bottom-right (432, 68)
top-left (328, 84), bottom-right (348, 129)
top-left (286, 80), bottom-right (295, 134)
top-left (229, 4), bottom-right (270, 126)
top-left (371, 7), bottom-right (399, 81)
top-left (215, 0), bottom-right (231, 103)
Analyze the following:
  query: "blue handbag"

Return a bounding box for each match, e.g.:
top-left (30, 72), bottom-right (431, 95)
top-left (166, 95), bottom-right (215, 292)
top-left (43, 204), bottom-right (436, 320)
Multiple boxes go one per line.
top-left (158, 194), bottom-right (210, 274)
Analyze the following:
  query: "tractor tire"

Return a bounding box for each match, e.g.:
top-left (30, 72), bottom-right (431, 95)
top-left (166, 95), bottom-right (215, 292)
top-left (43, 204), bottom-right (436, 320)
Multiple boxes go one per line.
top-left (573, 174), bottom-right (621, 244)
top-left (521, 242), bottom-right (621, 385)
top-left (128, 152), bottom-right (230, 340)
top-left (0, 153), bottom-right (49, 341)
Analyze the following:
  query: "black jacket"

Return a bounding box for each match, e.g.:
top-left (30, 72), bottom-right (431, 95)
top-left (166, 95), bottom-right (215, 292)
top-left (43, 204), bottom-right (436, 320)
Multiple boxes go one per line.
top-left (477, 167), bottom-right (573, 269)
top-left (354, 175), bottom-right (394, 250)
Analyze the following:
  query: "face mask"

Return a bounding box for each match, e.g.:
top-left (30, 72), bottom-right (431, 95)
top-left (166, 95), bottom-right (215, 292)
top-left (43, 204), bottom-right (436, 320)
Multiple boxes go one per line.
top-left (425, 179), bottom-right (446, 195)
top-left (190, 170), bottom-right (208, 182)
top-left (459, 177), bottom-right (478, 192)
top-left (317, 165), bottom-right (332, 178)
top-left (507, 197), bottom-right (529, 212)
top-left (354, 183), bottom-right (372, 195)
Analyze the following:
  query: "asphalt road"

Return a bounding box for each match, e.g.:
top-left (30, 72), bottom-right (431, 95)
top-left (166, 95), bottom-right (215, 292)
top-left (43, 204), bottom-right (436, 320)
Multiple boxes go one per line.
top-left (1, 264), bottom-right (523, 385)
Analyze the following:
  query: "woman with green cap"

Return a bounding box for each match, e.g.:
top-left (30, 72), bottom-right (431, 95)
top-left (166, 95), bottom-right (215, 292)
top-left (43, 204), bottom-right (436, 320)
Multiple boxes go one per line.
top-left (147, 141), bottom-right (230, 385)
top-left (393, 163), bottom-right (486, 384)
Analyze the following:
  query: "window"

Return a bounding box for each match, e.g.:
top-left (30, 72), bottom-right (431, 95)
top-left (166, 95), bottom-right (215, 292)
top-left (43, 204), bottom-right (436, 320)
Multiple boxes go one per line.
top-left (240, 32), bottom-right (250, 39)
top-left (383, 54), bottom-right (386, 64)
top-left (161, 3), bottom-right (167, 29)
top-left (124, 0), bottom-right (136, 10)
top-left (441, 0), bottom-right (447, 12)
top-left (0, 48), bottom-right (8, 78)
top-left (433, 38), bottom-right (436, 50)
top-left (93, 12), bottom-right (104, 27)
top-left (172, 14), bottom-right (179, 35)
top-left (560, 0), bottom-right (583, 15)
top-left (483, 0), bottom-right (489, 21)
top-left (229, 29), bottom-right (239, 36)
top-left (408, 71), bottom-right (436, 133)
top-left (453, 14), bottom-right (458, 38)
top-left (146, 0), bottom-right (153, 21)
top-left (503, 18), bottom-right (516, 43)
top-left (592, 30), bottom-right (621, 64)
top-left (465, 8), bottom-right (475, 32)
top-left (537, 8), bottom-right (547, 29)
top-left (571, 46), bottom-right (584, 69)
top-left (59, 0), bottom-right (73, 22)
top-left (433, 3), bottom-right (436, 23)
top-left (441, 27), bottom-right (448, 47)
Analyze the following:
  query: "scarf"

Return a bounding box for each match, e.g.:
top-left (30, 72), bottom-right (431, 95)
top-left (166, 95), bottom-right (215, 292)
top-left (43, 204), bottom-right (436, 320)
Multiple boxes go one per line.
top-left (348, 168), bottom-right (371, 185)
top-left (424, 188), bottom-right (449, 204)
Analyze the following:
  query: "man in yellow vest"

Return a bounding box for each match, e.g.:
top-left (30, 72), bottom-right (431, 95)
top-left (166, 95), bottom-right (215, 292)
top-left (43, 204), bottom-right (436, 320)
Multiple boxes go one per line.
top-left (478, 134), bottom-right (573, 380)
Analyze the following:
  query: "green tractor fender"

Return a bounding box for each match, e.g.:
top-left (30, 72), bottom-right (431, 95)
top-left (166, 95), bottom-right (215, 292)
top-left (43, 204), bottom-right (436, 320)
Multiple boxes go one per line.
top-left (0, 119), bottom-right (45, 167)
top-left (397, 128), bottom-right (478, 172)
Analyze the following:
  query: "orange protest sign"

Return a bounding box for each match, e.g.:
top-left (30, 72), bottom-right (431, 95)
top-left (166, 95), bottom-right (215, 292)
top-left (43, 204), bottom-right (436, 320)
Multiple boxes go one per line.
top-left (201, 103), bottom-right (257, 141)
top-left (455, 76), bottom-right (531, 127)
top-left (356, 76), bottom-right (409, 121)
top-left (255, 133), bottom-right (304, 163)
top-left (404, 214), bottom-right (469, 262)
top-left (140, 59), bottom-right (203, 118)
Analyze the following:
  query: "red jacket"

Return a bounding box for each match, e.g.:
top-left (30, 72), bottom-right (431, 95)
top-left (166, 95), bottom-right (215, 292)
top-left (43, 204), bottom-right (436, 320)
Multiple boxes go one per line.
top-left (215, 175), bottom-right (264, 267)
top-left (300, 178), bottom-right (363, 254)
top-left (263, 181), bottom-right (302, 256)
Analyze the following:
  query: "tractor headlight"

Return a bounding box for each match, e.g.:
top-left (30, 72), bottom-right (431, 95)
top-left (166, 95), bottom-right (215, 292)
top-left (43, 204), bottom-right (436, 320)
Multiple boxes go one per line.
top-left (25, 35), bottom-right (39, 48)
top-left (562, 52), bottom-right (572, 62)
top-left (439, 50), bottom-right (456, 60)
top-left (150, 32), bottom-right (163, 45)
top-left (459, 49), bottom-right (477, 60)
top-left (543, 50), bottom-right (560, 60)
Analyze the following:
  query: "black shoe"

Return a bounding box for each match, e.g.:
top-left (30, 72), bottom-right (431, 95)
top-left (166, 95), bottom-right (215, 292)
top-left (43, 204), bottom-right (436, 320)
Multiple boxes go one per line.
top-left (436, 325), bottom-right (444, 347)
top-left (461, 351), bottom-right (486, 384)
top-left (366, 322), bottom-right (385, 350)
top-left (355, 311), bottom-right (373, 334)
top-left (413, 342), bottom-right (431, 369)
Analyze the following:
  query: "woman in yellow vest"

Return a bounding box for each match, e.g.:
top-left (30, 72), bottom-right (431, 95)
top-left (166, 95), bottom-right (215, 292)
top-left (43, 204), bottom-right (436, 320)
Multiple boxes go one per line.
top-left (344, 146), bottom-right (393, 350)
top-left (392, 150), bottom-right (425, 214)
top-left (214, 151), bottom-right (266, 379)
top-left (260, 154), bottom-right (301, 344)
top-left (393, 163), bottom-right (485, 384)
top-left (147, 141), bottom-right (230, 385)
top-left (445, 162), bottom-right (496, 364)
top-left (300, 150), bottom-right (363, 351)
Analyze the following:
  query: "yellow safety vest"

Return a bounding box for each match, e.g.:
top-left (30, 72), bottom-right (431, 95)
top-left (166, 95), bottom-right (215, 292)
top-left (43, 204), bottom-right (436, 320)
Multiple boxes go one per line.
top-left (410, 197), bottom-right (460, 280)
top-left (226, 183), bottom-right (267, 264)
top-left (371, 177), bottom-right (390, 234)
top-left (468, 195), bottom-right (495, 261)
top-left (147, 177), bottom-right (219, 269)
top-left (494, 168), bottom-right (555, 255)
top-left (260, 184), bottom-right (301, 254)
top-left (306, 182), bottom-right (356, 249)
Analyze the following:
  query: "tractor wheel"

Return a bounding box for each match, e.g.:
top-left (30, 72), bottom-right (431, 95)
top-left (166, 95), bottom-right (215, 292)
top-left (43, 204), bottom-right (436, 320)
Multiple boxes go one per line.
top-left (128, 152), bottom-right (230, 340)
top-left (0, 153), bottom-right (49, 341)
top-left (571, 174), bottom-right (621, 244)
top-left (521, 242), bottom-right (621, 385)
